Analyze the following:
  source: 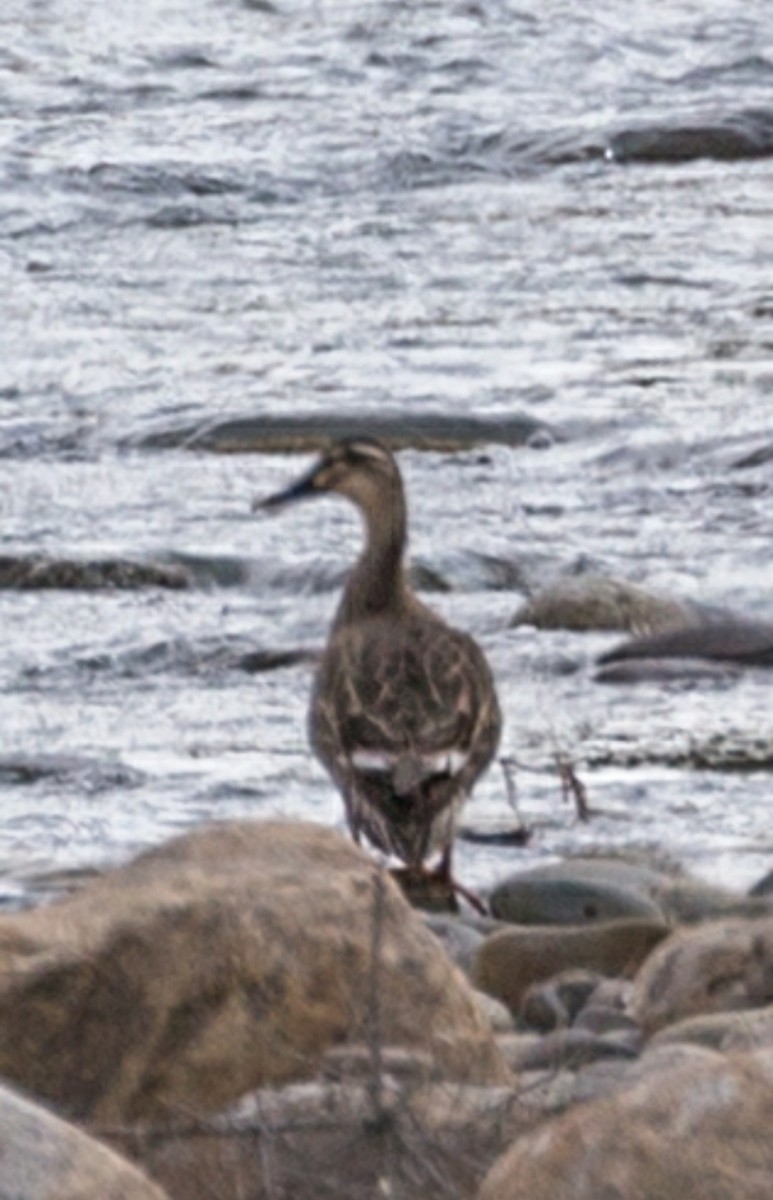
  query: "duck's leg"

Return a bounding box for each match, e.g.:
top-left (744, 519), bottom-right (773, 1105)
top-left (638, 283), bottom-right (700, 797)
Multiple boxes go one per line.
top-left (434, 845), bottom-right (488, 916)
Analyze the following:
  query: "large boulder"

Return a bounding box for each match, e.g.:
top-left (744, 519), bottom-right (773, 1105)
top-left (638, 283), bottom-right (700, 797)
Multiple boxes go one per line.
top-left (478, 1047), bottom-right (773, 1200)
top-left (0, 1082), bottom-right (167, 1200)
top-left (0, 820), bottom-right (508, 1124)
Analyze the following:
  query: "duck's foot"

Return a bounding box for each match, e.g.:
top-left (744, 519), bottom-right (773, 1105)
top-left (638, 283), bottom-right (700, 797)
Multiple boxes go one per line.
top-left (434, 846), bottom-right (489, 916)
top-left (389, 865), bottom-right (459, 913)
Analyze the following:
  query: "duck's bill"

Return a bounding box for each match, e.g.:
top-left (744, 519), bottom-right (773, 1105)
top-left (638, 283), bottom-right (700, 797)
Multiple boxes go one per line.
top-left (252, 466), bottom-right (318, 512)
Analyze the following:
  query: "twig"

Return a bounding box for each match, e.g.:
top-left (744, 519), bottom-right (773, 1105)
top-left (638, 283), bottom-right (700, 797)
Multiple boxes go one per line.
top-left (365, 868), bottom-right (388, 1128)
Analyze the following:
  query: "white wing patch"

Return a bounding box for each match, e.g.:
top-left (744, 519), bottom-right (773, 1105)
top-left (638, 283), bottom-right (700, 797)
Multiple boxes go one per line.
top-left (347, 748), bottom-right (469, 776)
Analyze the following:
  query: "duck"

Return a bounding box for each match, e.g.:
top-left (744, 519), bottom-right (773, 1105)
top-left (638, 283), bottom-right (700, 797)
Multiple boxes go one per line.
top-left (255, 437), bottom-right (502, 889)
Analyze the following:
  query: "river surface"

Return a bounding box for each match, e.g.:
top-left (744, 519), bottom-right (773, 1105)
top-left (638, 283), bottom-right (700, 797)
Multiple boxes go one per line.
top-left (1, 0), bottom-right (772, 905)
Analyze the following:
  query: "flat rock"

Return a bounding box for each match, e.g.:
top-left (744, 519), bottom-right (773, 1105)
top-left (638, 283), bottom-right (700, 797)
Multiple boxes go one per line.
top-left (595, 656), bottom-right (741, 683)
top-left (628, 918), bottom-right (769, 1034)
top-left (132, 410), bottom-right (555, 453)
top-left (508, 1027), bottom-right (641, 1072)
top-left (478, 1047), bottom-right (773, 1200)
top-left (598, 617), bottom-right (773, 668)
top-left (109, 1078), bottom-right (539, 1200)
top-left (0, 820), bottom-right (508, 1124)
top-left (0, 1082), bottom-right (167, 1200)
top-left (474, 919), bottom-right (668, 1013)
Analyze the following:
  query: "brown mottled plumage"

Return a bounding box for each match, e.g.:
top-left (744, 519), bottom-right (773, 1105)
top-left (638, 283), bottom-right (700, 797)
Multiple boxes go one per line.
top-left (256, 438), bottom-right (501, 875)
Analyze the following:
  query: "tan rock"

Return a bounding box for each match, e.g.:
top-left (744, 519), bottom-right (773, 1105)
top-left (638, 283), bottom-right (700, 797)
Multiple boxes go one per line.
top-left (629, 918), bottom-right (764, 1034)
top-left (0, 1082), bottom-right (167, 1200)
top-left (0, 820), bottom-right (508, 1124)
top-left (478, 1048), bottom-right (773, 1200)
top-left (474, 919), bottom-right (668, 1013)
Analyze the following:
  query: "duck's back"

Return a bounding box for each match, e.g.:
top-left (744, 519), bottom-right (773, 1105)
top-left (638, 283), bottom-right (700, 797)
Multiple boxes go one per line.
top-left (310, 613), bottom-right (501, 855)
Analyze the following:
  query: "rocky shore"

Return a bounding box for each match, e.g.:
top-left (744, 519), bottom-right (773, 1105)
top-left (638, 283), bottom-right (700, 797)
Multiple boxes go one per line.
top-left (2, 818), bottom-right (773, 1198)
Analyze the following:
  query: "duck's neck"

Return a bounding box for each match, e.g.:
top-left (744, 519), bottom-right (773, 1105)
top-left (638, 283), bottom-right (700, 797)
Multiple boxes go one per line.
top-left (334, 478), bottom-right (413, 627)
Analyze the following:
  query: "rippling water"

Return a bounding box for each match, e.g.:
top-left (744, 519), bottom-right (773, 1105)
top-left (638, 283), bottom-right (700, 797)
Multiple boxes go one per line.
top-left (1, 0), bottom-right (772, 903)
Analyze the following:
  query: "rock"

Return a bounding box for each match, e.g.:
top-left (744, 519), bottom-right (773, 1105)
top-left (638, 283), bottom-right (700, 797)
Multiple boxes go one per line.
top-left (749, 868), bottom-right (773, 897)
top-left (111, 1077), bottom-right (538, 1200)
top-left (0, 555), bottom-right (190, 590)
top-left (474, 919), bottom-right (668, 1013)
top-left (477, 1048), bottom-right (773, 1200)
top-left (519, 968), bottom-right (605, 1032)
top-left (0, 1081), bottom-right (167, 1200)
top-left (511, 574), bottom-right (696, 634)
top-left (628, 918), bottom-right (767, 1034)
top-left (495, 1033), bottom-right (544, 1073)
top-left (745, 921), bottom-right (773, 1002)
top-left (132, 410), bottom-right (555, 454)
top-left (489, 857), bottom-right (773, 928)
top-left (586, 976), bottom-right (633, 1010)
top-left (650, 1005), bottom-right (773, 1053)
top-left (505, 1027), bottom-right (641, 1073)
top-left (567, 1042), bottom-right (722, 1108)
top-left (489, 863), bottom-right (665, 925)
top-left (0, 820), bottom-right (508, 1124)
top-left (423, 913), bottom-right (488, 976)
top-left (474, 990), bottom-right (515, 1033)
top-left (572, 1003), bottom-right (641, 1037)
top-left (598, 617), bottom-right (773, 668)
top-left (595, 657), bottom-right (740, 683)
top-left (655, 879), bottom-right (773, 924)
top-left (320, 1043), bottom-right (434, 1083)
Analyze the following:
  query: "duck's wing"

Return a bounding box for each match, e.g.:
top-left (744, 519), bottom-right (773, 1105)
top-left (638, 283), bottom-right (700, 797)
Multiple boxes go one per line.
top-left (310, 616), bottom-right (501, 827)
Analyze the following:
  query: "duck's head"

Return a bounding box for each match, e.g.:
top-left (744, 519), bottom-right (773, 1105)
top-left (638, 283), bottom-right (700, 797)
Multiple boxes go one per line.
top-left (255, 438), bottom-right (401, 514)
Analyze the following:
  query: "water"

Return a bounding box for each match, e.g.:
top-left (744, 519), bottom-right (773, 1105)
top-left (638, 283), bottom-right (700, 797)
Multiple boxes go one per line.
top-left (1, 0), bottom-right (772, 903)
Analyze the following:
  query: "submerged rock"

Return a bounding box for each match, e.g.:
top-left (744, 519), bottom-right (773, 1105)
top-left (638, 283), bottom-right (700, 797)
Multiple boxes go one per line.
top-left (511, 574), bottom-right (698, 634)
top-left (595, 656), bottom-right (741, 684)
top-left (598, 617), bottom-right (773, 668)
top-left (0, 820), bottom-right (507, 1124)
top-left (0, 555), bottom-right (190, 590)
top-left (0, 753), bottom-right (144, 791)
top-left (132, 410), bottom-right (556, 454)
